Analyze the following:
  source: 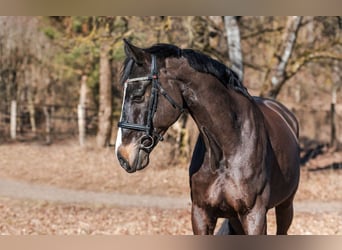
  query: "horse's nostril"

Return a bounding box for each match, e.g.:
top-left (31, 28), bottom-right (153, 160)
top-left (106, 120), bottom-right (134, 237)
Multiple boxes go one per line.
top-left (119, 157), bottom-right (126, 167)
top-left (117, 151), bottom-right (130, 169)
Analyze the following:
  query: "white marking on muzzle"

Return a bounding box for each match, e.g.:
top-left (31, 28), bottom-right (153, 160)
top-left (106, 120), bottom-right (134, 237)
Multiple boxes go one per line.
top-left (115, 82), bottom-right (128, 156)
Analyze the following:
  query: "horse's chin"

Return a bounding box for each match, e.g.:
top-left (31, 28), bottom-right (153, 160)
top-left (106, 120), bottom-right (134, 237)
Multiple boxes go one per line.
top-left (136, 149), bottom-right (150, 171)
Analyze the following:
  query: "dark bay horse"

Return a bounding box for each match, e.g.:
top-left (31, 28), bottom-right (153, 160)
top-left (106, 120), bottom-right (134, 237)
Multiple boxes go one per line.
top-left (115, 39), bottom-right (300, 235)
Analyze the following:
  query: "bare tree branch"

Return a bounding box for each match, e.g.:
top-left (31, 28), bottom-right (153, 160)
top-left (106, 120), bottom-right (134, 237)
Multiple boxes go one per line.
top-left (272, 17), bottom-right (302, 86)
top-left (261, 16), bottom-right (303, 99)
top-left (241, 27), bottom-right (284, 39)
top-left (287, 51), bottom-right (342, 80)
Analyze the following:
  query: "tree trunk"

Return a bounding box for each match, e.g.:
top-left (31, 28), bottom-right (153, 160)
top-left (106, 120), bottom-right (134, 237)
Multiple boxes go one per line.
top-left (330, 86), bottom-right (337, 148)
top-left (331, 63), bottom-right (342, 150)
top-left (96, 41), bottom-right (113, 147)
top-left (27, 89), bottom-right (36, 135)
top-left (224, 16), bottom-right (244, 82)
top-left (25, 66), bottom-right (37, 135)
top-left (261, 16), bottom-right (303, 99)
top-left (43, 106), bottom-right (51, 145)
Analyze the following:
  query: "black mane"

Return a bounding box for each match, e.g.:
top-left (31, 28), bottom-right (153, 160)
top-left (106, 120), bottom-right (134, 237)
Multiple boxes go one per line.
top-left (121, 43), bottom-right (251, 98)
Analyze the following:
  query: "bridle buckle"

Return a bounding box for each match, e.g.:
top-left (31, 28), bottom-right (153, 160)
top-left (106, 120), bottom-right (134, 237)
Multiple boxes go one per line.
top-left (139, 135), bottom-right (155, 150)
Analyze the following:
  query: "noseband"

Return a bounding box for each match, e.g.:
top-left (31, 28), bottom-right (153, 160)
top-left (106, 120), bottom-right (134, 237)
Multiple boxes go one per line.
top-left (118, 55), bottom-right (184, 151)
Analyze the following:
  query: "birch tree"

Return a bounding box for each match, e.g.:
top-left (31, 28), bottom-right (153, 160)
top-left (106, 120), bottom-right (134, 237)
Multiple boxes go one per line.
top-left (261, 16), bottom-right (303, 99)
top-left (224, 16), bottom-right (244, 82)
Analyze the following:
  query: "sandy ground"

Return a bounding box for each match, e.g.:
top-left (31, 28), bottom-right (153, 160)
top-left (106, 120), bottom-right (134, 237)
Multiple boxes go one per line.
top-left (0, 138), bottom-right (341, 235)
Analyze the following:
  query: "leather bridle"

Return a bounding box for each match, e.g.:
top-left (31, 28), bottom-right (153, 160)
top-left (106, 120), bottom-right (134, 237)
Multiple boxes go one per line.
top-left (118, 55), bottom-right (184, 151)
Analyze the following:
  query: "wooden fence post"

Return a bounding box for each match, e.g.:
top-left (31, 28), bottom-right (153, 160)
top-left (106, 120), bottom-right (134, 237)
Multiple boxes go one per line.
top-left (10, 100), bottom-right (16, 139)
top-left (78, 75), bottom-right (87, 147)
top-left (78, 104), bottom-right (86, 147)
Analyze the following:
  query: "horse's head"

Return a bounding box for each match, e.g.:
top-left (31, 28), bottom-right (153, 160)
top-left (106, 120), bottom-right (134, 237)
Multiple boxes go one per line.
top-left (115, 39), bottom-right (184, 173)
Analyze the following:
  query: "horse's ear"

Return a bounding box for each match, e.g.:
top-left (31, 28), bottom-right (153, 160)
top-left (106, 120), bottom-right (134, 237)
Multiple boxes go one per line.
top-left (123, 38), bottom-right (145, 65)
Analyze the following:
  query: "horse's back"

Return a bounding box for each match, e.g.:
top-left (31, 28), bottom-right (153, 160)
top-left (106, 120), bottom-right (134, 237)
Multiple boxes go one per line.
top-left (254, 97), bottom-right (299, 139)
top-left (254, 96), bottom-right (300, 206)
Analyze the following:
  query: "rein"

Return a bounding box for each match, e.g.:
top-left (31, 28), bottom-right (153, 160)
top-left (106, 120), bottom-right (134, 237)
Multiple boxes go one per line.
top-left (117, 55), bottom-right (184, 151)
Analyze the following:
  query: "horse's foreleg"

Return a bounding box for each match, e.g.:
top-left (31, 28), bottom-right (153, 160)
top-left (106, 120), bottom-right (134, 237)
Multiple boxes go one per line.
top-left (239, 197), bottom-right (267, 235)
top-left (191, 204), bottom-right (217, 235)
top-left (216, 218), bottom-right (246, 235)
top-left (275, 196), bottom-right (294, 235)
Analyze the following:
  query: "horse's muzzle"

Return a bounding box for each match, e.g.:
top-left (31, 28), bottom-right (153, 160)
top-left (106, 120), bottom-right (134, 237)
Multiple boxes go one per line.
top-left (116, 146), bottom-right (150, 173)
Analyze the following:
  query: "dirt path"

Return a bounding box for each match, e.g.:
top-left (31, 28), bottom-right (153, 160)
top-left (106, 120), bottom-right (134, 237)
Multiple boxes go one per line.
top-left (0, 177), bottom-right (341, 213)
top-left (0, 178), bottom-right (190, 209)
top-left (1, 143), bottom-right (341, 234)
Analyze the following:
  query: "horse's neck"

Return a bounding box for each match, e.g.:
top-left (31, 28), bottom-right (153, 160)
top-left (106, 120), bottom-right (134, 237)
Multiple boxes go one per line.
top-left (182, 77), bottom-right (265, 160)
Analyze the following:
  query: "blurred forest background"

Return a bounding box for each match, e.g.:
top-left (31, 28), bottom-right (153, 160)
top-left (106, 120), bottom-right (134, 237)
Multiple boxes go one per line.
top-left (0, 16), bottom-right (341, 163)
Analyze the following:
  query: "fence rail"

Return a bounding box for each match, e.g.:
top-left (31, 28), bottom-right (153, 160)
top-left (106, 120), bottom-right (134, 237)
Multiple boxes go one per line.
top-left (0, 102), bottom-right (98, 145)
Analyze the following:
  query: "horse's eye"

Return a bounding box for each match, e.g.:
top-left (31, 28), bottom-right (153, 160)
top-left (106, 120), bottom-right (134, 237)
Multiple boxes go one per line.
top-left (131, 95), bottom-right (145, 103)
